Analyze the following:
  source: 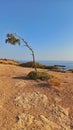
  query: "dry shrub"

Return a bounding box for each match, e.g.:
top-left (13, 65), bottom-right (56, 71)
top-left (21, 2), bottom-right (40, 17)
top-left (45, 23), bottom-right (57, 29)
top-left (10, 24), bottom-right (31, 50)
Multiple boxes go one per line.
top-left (48, 77), bottom-right (61, 86)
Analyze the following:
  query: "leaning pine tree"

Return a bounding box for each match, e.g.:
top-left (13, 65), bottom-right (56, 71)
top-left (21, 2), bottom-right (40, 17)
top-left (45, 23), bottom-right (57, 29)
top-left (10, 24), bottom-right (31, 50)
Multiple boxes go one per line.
top-left (5, 33), bottom-right (51, 80)
top-left (5, 33), bottom-right (37, 71)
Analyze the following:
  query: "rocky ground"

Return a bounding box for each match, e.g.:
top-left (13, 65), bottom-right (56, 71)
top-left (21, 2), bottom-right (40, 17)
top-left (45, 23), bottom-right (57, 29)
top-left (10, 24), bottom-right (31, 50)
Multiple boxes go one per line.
top-left (0, 62), bottom-right (73, 130)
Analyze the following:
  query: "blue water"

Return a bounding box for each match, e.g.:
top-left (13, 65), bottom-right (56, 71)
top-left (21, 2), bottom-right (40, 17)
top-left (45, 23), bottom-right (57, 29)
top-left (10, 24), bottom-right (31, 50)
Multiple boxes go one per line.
top-left (19, 60), bottom-right (73, 70)
top-left (38, 60), bottom-right (73, 70)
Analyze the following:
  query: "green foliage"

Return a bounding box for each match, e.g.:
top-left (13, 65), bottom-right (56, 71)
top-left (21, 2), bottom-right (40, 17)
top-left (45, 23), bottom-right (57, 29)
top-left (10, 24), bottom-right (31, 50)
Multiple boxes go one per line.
top-left (5, 34), bottom-right (20, 45)
top-left (27, 71), bottom-right (52, 80)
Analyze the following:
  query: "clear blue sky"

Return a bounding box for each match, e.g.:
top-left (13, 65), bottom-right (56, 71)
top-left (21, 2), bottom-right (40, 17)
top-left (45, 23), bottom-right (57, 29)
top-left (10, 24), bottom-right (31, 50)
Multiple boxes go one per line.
top-left (0, 0), bottom-right (73, 61)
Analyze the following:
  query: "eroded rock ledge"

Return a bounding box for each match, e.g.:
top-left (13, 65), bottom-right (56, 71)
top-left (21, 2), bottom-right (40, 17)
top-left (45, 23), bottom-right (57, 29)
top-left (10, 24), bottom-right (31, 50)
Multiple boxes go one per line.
top-left (12, 91), bottom-right (70, 130)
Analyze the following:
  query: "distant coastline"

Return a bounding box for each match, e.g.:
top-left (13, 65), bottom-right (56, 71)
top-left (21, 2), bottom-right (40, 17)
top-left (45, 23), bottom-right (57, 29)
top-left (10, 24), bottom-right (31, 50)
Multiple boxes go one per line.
top-left (0, 58), bottom-right (73, 70)
top-left (19, 60), bottom-right (73, 70)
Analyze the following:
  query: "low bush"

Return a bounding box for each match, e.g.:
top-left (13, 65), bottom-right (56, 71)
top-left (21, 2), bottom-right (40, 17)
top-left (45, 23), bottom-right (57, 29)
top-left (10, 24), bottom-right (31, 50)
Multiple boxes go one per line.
top-left (27, 71), bottom-right (52, 80)
top-left (19, 61), bottom-right (46, 68)
top-left (67, 69), bottom-right (73, 73)
top-left (45, 65), bottom-right (61, 70)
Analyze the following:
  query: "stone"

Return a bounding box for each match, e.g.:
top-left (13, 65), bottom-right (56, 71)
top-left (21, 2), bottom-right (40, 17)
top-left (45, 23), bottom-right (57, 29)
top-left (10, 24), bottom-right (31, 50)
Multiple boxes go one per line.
top-left (15, 91), bottom-right (48, 110)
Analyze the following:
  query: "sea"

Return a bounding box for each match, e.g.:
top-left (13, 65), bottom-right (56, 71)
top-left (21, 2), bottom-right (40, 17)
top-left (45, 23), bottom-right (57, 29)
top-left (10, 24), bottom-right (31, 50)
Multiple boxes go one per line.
top-left (38, 61), bottom-right (73, 70)
top-left (20, 60), bottom-right (73, 70)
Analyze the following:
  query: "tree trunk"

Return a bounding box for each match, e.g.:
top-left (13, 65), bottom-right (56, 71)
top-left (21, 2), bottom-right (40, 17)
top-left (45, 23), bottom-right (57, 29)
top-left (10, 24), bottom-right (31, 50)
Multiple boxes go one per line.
top-left (14, 34), bottom-right (37, 72)
top-left (22, 38), bottom-right (37, 71)
top-left (32, 50), bottom-right (37, 72)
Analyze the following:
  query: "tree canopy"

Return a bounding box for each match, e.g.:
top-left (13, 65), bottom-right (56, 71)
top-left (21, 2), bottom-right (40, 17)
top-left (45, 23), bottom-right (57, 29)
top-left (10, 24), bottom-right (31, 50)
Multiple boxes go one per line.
top-left (5, 33), bottom-right (20, 45)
